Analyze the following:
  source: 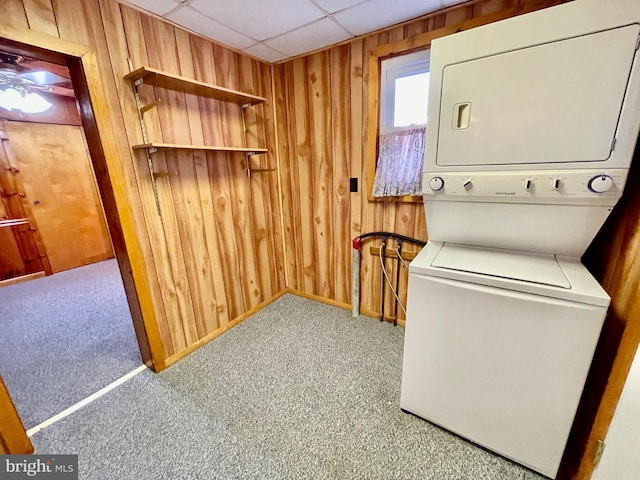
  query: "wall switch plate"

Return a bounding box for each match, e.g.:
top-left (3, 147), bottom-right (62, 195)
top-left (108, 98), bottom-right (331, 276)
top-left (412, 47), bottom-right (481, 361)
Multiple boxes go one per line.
top-left (350, 178), bottom-right (358, 192)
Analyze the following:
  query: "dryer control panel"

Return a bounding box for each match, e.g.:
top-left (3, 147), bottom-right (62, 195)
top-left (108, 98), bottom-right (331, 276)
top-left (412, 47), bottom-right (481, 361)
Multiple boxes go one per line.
top-left (423, 169), bottom-right (628, 205)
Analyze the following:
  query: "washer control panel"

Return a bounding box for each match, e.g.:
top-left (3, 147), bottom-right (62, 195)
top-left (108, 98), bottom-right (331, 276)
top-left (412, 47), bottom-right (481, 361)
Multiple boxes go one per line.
top-left (423, 169), bottom-right (628, 205)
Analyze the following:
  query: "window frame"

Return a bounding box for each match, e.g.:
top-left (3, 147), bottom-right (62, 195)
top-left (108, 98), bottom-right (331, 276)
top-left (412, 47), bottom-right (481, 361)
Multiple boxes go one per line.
top-left (379, 49), bottom-right (431, 134)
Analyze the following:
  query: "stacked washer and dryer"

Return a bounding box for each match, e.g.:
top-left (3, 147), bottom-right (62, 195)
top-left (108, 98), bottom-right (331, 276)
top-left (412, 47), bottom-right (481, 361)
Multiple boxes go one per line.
top-left (400, 0), bottom-right (640, 478)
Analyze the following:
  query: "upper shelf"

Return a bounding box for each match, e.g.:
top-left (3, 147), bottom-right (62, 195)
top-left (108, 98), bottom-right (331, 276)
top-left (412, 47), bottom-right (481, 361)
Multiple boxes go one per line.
top-left (124, 67), bottom-right (267, 106)
top-left (132, 143), bottom-right (268, 154)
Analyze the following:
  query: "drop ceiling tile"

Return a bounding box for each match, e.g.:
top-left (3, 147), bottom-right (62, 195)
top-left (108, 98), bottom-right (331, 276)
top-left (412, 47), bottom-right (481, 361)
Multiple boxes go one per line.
top-left (265, 18), bottom-right (352, 57)
top-left (190, 0), bottom-right (325, 41)
top-left (312, 0), bottom-right (365, 14)
top-left (243, 43), bottom-right (287, 63)
top-left (441, 0), bottom-right (468, 5)
top-left (125, 0), bottom-right (178, 16)
top-left (166, 6), bottom-right (256, 50)
top-left (334, 0), bottom-right (443, 35)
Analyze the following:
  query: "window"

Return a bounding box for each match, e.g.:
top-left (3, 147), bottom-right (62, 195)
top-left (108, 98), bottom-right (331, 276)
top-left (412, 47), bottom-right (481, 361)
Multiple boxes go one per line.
top-left (372, 49), bottom-right (430, 198)
top-left (380, 50), bottom-right (430, 133)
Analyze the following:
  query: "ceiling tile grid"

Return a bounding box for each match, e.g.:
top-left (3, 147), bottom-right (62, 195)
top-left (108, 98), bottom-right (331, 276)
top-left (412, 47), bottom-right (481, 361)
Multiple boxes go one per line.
top-left (123, 0), bottom-right (455, 63)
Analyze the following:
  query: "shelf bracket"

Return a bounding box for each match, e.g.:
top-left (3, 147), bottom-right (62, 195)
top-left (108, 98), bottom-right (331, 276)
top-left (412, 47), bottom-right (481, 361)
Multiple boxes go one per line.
top-left (152, 171), bottom-right (175, 179)
top-left (147, 147), bottom-right (158, 155)
top-left (139, 100), bottom-right (159, 115)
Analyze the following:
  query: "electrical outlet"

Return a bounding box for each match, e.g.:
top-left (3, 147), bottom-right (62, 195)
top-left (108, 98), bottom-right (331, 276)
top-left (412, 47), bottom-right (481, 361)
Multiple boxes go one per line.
top-left (350, 178), bottom-right (358, 192)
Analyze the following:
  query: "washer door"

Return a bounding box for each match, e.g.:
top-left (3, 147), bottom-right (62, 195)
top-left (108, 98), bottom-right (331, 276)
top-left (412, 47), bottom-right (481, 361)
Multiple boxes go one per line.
top-left (401, 272), bottom-right (606, 478)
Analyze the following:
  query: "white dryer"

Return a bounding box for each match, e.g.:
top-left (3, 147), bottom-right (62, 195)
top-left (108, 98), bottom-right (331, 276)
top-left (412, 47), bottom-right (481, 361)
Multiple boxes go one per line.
top-left (400, 0), bottom-right (640, 478)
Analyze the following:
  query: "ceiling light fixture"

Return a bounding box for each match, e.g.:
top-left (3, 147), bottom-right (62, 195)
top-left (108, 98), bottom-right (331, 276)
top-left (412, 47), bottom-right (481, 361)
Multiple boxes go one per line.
top-left (0, 69), bottom-right (53, 114)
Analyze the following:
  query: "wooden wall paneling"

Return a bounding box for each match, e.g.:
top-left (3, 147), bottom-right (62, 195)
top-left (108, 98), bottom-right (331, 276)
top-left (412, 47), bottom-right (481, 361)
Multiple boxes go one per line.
top-left (172, 28), bottom-right (218, 337)
top-left (259, 61), bottom-right (286, 295)
top-left (109, 3), bottom-right (177, 357)
top-left (349, 39), bottom-right (363, 244)
top-left (4, 122), bottom-right (114, 273)
top-left (279, 61), bottom-right (304, 291)
top-left (403, 18), bottom-right (431, 38)
top-left (140, 14), bottom-right (198, 345)
top-left (189, 36), bottom-right (240, 325)
top-left (0, 0), bottom-right (29, 29)
top-left (196, 43), bottom-right (245, 322)
top-left (330, 44), bottom-right (351, 305)
top-left (291, 57), bottom-right (316, 295)
top-left (212, 44), bottom-right (261, 311)
top-left (22, 0), bottom-right (58, 37)
top-left (445, 3), bottom-right (477, 25)
top-left (474, 0), bottom-right (515, 16)
top-left (308, 51), bottom-right (334, 300)
top-left (273, 63), bottom-right (295, 289)
top-left (238, 53), bottom-right (272, 304)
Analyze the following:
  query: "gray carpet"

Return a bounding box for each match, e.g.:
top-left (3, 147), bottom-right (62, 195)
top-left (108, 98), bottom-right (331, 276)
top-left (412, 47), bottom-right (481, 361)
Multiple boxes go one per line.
top-left (0, 259), bottom-right (142, 428)
top-left (32, 294), bottom-right (545, 480)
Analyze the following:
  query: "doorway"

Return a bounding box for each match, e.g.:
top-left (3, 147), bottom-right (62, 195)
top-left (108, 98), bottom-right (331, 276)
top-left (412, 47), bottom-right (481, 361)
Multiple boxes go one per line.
top-left (0, 26), bottom-right (163, 453)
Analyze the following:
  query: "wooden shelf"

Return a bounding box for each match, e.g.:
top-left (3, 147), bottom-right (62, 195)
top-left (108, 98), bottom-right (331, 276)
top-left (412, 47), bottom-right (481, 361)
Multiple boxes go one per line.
top-left (124, 67), bottom-right (267, 106)
top-left (132, 143), bottom-right (268, 154)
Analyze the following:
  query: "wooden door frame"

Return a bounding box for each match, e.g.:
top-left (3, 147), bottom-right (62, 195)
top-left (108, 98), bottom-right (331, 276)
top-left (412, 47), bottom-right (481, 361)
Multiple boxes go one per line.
top-left (0, 25), bottom-right (166, 452)
top-left (0, 376), bottom-right (32, 454)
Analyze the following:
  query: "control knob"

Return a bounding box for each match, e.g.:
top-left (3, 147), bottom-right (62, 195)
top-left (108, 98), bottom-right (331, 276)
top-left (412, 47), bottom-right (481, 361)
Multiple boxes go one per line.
top-left (587, 174), bottom-right (614, 194)
top-left (429, 176), bottom-right (445, 192)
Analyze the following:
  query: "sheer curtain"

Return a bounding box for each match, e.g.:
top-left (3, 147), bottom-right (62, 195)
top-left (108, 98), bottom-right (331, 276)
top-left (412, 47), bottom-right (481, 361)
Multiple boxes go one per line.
top-left (372, 126), bottom-right (425, 197)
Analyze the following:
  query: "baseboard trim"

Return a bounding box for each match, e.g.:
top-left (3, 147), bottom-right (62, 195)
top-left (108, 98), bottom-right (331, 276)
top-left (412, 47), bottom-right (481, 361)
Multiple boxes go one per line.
top-left (286, 289), bottom-right (406, 327)
top-left (0, 271), bottom-right (45, 288)
top-left (164, 289), bottom-right (289, 368)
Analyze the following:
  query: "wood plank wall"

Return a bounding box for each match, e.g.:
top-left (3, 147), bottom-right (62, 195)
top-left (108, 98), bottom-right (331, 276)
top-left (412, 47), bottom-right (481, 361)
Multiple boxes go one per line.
top-left (0, 0), bottom-right (284, 364)
top-left (273, 0), bottom-right (566, 323)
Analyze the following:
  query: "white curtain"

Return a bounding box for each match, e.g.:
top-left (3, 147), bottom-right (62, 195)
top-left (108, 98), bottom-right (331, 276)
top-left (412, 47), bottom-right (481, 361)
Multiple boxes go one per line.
top-left (372, 127), bottom-right (425, 197)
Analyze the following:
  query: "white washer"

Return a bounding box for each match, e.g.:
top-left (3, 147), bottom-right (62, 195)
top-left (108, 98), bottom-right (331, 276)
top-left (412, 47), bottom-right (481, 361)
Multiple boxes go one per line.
top-left (401, 242), bottom-right (608, 478)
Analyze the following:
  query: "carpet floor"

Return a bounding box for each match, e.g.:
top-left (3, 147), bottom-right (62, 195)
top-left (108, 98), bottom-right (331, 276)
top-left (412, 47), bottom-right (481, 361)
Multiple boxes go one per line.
top-left (0, 259), bottom-right (142, 428)
top-left (32, 294), bottom-right (544, 480)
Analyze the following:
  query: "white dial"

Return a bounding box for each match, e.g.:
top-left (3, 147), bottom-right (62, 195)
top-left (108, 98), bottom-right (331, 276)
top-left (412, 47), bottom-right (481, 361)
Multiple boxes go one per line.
top-left (429, 176), bottom-right (445, 191)
top-left (588, 174), bottom-right (614, 193)
top-left (524, 179), bottom-right (533, 190)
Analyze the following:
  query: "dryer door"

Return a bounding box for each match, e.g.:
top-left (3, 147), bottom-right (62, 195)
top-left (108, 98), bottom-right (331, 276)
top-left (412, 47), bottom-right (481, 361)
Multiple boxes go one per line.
top-left (435, 24), bottom-right (640, 167)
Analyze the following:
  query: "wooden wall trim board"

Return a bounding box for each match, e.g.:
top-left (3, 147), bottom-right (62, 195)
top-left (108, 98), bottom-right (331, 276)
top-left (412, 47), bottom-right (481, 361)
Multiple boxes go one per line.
top-left (0, 376), bottom-right (33, 454)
